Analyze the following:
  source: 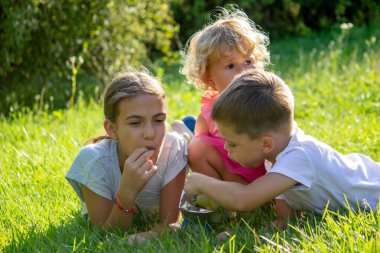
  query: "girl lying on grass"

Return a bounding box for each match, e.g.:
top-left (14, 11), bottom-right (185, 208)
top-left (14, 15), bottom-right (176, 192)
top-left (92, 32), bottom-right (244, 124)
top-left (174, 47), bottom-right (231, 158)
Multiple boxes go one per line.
top-left (66, 71), bottom-right (188, 243)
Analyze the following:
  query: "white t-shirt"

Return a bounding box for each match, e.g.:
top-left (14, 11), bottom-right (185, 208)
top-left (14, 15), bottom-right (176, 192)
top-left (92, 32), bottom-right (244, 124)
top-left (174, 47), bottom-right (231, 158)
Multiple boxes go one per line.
top-left (268, 126), bottom-right (380, 214)
top-left (66, 132), bottom-right (188, 216)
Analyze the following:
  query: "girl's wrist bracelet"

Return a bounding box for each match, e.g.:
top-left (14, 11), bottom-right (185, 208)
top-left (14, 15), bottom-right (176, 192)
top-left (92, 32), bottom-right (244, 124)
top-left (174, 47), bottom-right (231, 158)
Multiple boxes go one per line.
top-left (114, 197), bottom-right (137, 214)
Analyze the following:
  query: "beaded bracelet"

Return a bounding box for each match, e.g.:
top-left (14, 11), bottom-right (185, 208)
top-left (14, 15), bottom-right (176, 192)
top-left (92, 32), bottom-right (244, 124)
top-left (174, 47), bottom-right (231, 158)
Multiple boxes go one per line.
top-left (114, 197), bottom-right (137, 214)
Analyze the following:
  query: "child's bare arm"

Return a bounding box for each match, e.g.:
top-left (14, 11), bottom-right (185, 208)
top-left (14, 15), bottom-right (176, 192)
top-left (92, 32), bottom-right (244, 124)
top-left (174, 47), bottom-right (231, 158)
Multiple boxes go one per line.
top-left (159, 167), bottom-right (187, 224)
top-left (124, 168), bottom-right (187, 245)
top-left (184, 172), bottom-right (297, 212)
top-left (84, 148), bottom-right (158, 230)
top-left (194, 114), bottom-right (209, 135)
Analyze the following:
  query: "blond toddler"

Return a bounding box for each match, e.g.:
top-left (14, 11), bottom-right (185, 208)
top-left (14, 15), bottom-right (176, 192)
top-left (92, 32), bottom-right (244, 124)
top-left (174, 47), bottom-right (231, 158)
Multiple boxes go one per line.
top-left (182, 7), bottom-right (270, 183)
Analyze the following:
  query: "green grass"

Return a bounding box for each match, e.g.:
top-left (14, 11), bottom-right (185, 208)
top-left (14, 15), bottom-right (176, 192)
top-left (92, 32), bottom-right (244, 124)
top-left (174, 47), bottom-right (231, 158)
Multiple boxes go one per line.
top-left (1, 25), bottom-right (379, 252)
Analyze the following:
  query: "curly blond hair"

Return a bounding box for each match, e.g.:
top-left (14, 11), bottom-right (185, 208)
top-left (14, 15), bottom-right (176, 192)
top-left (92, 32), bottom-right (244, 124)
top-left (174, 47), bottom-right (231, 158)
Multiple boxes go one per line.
top-left (181, 8), bottom-right (270, 90)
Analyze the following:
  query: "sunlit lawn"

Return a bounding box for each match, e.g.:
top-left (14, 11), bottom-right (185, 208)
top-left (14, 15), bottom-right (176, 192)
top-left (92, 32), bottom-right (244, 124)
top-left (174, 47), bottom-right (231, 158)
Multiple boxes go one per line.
top-left (1, 25), bottom-right (379, 252)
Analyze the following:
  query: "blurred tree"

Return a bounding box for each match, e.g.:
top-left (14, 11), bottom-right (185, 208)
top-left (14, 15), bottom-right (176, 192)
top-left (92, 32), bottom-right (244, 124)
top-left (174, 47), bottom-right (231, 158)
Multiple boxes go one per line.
top-left (0, 0), bottom-right (178, 114)
top-left (170, 0), bottom-right (380, 48)
top-left (89, 0), bottom-right (179, 77)
top-left (1, 0), bottom-right (378, 115)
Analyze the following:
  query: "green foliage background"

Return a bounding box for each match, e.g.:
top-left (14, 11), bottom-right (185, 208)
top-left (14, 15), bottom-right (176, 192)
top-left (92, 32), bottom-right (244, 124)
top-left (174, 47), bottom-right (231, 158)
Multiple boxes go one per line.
top-left (0, 0), bottom-right (178, 114)
top-left (172, 0), bottom-right (380, 42)
top-left (1, 0), bottom-right (379, 115)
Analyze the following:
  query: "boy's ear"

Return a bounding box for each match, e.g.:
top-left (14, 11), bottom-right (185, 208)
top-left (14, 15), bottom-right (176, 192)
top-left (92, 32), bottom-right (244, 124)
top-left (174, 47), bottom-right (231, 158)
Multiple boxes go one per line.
top-left (261, 135), bottom-right (274, 154)
top-left (104, 119), bottom-right (118, 139)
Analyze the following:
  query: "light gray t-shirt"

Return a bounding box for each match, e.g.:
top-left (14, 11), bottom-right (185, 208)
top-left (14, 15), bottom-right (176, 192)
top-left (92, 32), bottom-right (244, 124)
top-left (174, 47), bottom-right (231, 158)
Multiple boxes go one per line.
top-left (66, 132), bottom-right (188, 216)
top-left (268, 126), bottom-right (380, 214)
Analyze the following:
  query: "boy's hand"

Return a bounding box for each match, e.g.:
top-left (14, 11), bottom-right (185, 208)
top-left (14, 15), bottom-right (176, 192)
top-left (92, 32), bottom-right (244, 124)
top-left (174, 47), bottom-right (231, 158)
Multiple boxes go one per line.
top-left (118, 147), bottom-right (158, 200)
top-left (184, 172), bottom-right (207, 195)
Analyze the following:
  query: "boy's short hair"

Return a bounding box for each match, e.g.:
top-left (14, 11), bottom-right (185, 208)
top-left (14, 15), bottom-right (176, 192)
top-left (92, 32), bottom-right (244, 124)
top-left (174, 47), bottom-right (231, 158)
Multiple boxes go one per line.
top-left (212, 69), bottom-right (294, 138)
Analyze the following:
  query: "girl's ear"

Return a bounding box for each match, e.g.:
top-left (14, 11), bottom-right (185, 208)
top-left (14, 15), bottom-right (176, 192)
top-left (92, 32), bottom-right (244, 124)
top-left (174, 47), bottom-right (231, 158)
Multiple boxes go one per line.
top-left (104, 119), bottom-right (118, 139)
top-left (261, 135), bottom-right (274, 154)
top-left (201, 71), bottom-right (215, 89)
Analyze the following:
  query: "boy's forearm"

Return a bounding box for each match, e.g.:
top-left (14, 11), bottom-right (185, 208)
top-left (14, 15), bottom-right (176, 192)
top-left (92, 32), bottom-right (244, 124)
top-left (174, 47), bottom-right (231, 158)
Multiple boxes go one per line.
top-left (197, 176), bottom-right (246, 211)
top-left (186, 172), bottom-right (282, 212)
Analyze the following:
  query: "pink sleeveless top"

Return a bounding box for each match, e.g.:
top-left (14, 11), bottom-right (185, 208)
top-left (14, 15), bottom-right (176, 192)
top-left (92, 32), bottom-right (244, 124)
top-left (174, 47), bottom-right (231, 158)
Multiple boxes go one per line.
top-left (195, 91), bottom-right (266, 182)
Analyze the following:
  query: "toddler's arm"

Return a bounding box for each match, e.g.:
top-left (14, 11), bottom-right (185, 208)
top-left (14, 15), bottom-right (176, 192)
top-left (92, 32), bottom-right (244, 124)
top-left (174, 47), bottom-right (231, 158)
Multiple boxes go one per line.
top-left (194, 114), bottom-right (209, 135)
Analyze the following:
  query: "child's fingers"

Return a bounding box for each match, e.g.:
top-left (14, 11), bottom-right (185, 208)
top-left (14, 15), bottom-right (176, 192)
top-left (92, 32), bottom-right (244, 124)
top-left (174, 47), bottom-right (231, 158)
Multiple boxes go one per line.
top-left (134, 150), bottom-right (155, 169)
top-left (144, 165), bottom-right (158, 179)
top-left (127, 147), bottom-right (150, 162)
top-left (120, 163), bottom-right (157, 196)
top-left (125, 149), bottom-right (155, 169)
top-left (138, 159), bottom-right (154, 174)
top-left (184, 173), bottom-right (202, 195)
top-left (184, 178), bottom-right (194, 194)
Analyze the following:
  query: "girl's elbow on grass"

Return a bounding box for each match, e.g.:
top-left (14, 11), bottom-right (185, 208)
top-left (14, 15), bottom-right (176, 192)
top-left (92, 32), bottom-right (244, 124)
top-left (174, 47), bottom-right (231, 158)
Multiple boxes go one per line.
top-left (91, 219), bottom-right (115, 231)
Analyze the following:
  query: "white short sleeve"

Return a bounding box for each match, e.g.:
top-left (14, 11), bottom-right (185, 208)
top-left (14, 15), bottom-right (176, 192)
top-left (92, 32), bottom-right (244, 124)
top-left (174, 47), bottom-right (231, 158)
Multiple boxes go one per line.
top-left (162, 132), bottom-right (189, 186)
top-left (66, 146), bottom-right (115, 202)
top-left (268, 147), bottom-right (315, 188)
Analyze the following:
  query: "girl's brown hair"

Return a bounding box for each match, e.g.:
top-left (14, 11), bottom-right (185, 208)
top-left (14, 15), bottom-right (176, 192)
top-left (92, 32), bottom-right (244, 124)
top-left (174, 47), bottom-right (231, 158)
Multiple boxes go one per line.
top-left (86, 71), bottom-right (165, 144)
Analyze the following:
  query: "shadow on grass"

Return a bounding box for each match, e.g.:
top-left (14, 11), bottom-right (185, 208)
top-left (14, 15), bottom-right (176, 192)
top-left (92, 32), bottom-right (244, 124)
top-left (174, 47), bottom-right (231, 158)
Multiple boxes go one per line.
top-left (3, 210), bottom-right (188, 252)
top-left (3, 211), bottom-right (107, 252)
top-left (4, 205), bottom-right (284, 252)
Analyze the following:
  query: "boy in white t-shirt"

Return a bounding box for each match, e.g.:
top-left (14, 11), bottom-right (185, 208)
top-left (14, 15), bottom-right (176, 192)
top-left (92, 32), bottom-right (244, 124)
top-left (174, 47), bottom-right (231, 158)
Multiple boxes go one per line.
top-left (184, 69), bottom-right (380, 228)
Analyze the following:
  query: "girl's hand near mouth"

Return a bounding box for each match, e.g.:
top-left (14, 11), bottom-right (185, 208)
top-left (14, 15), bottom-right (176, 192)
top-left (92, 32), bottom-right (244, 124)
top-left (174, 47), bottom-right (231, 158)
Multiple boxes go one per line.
top-left (118, 147), bottom-right (158, 204)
